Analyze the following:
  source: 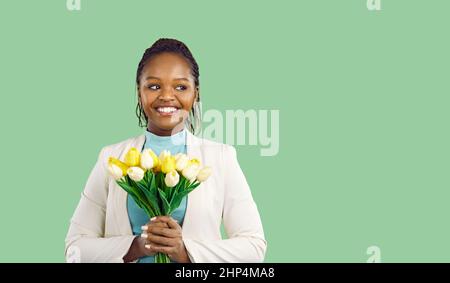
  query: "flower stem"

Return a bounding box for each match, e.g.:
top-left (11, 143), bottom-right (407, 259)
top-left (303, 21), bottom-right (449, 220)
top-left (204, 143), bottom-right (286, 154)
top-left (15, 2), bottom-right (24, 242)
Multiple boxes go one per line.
top-left (155, 252), bottom-right (171, 263)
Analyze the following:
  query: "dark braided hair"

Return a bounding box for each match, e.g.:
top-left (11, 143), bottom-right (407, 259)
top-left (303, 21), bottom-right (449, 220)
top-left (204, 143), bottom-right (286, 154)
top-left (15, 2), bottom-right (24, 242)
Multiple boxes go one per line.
top-left (135, 38), bottom-right (201, 134)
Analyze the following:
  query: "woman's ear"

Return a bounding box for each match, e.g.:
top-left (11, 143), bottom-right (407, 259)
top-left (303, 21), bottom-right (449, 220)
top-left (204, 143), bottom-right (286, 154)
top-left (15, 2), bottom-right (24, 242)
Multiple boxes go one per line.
top-left (136, 85), bottom-right (142, 103)
top-left (195, 86), bottom-right (200, 102)
top-left (136, 86), bottom-right (145, 112)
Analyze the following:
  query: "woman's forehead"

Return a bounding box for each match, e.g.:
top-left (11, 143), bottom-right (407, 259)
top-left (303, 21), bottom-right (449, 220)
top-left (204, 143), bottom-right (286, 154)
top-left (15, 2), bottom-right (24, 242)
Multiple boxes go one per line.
top-left (143, 53), bottom-right (191, 73)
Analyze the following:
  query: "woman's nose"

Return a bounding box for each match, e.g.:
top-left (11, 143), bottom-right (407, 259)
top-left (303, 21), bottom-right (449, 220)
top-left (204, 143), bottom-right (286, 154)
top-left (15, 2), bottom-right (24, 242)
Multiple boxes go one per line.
top-left (158, 88), bottom-right (175, 100)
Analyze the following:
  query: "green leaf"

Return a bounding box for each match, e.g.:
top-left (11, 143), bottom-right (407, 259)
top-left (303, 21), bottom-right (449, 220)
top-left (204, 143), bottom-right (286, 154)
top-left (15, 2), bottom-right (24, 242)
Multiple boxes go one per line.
top-left (174, 177), bottom-right (186, 198)
top-left (136, 181), bottom-right (160, 216)
top-left (142, 173), bottom-right (162, 215)
top-left (186, 179), bottom-right (200, 190)
top-left (143, 170), bottom-right (151, 184)
top-left (122, 176), bottom-right (156, 216)
top-left (154, 172), bottom-right (161, 187)
top-left (168, 176), bottom-right (189, 208)
top-left (158, 188), bottom-right (171, 215)
top-left (149, 172), bottom-right (157, 195)
top-left (170, 193), bottom-right (188, 212)
top-left (158, 172), bottom-right (165, 189)
top-left (139, 174), bottom-right (163, 216)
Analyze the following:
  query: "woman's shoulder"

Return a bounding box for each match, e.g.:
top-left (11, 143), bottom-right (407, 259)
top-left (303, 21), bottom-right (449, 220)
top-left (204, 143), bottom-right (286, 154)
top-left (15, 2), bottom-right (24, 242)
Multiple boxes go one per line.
top-left (98, 134), bottom-right (145, 158)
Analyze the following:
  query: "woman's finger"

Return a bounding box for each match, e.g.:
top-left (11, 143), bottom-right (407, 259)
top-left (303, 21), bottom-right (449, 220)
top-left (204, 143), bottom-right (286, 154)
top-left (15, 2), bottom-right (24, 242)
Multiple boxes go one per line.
top-left (153, 216), bottom-right (180, 229)
top-left (141, 220), bottom-right (169, 231)
top-left (141, 222), bottom-right (168, 240)
top-left (146, 234), bottom-right (176, 247)
top-left (147, 226), bottom-right (179, 238)
top-left (145, 244), bottom-right (175, 257)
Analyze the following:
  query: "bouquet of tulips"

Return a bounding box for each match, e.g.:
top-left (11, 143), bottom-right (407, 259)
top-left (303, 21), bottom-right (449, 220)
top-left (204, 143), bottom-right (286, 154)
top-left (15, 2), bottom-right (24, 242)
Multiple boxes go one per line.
top-left (107, 147), bottom-right (212, 263)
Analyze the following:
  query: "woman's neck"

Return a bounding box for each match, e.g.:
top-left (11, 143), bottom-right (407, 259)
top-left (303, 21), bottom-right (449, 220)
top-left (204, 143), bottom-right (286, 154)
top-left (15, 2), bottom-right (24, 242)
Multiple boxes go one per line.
top-left (147, 123), bottom-right (185, 137)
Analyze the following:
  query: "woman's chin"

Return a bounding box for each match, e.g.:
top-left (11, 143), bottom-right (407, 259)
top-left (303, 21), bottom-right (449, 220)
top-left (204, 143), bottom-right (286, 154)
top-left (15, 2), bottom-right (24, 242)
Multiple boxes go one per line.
top-left (151, 120), bottom-right (184, 133)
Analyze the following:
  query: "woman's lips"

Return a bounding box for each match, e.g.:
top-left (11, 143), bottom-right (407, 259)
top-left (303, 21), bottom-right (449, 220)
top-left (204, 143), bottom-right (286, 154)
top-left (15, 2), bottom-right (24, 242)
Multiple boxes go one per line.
top-left (155, 106), bottom-right (179, 116)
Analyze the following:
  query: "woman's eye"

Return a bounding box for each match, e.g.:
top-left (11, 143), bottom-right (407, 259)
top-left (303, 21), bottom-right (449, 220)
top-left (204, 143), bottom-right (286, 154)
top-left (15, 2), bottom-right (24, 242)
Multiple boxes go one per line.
top-left (175, 85), bottom-right (187, 91)
top-left (148, 84), bottom-right (160, 90)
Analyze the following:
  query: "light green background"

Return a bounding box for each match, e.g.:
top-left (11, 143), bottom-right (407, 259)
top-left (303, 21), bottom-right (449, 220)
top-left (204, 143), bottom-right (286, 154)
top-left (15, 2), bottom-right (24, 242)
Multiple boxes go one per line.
top-left (0, 0), bottom-right (449, 262)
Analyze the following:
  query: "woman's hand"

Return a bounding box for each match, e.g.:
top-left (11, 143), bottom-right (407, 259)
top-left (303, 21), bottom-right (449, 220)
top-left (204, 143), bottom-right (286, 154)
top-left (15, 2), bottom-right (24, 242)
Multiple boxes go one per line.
top-left (140, 221), bottom-right (170, 256)
top-left (141, 216), bottom-right (191, 263)
top-left (123, 221), bottom-right (169, 262)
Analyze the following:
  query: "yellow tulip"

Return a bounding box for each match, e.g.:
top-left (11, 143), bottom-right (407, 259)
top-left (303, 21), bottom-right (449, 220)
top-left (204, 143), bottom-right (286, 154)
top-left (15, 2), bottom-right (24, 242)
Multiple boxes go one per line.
top-left (189, 158), bottom-right (201, 167)
top-left (148, 148), bottom-right (160, 169)
top-left (161, 155), bottom-right (176, 174)
top-left (159, 150), bottom-right (171, 161)
top-left (124, 147), bottom-right (141, 167)
top-left (153, 163), bottom-right (161, 172)
top-left (108, 157), bottom-right (128, 175)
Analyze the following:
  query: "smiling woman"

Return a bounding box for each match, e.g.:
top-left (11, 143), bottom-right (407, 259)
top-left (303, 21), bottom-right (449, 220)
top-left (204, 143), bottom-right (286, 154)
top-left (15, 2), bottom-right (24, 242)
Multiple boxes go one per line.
top-left (65, 38), bottom-right (267, 263)
top-left (135, 40), bottom-right (202, 137)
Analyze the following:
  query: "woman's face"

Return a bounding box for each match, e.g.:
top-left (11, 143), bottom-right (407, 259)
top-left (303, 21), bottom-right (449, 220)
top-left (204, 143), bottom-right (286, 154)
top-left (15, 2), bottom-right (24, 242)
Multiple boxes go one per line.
top-left (138, 52), bottom-right (198, 136)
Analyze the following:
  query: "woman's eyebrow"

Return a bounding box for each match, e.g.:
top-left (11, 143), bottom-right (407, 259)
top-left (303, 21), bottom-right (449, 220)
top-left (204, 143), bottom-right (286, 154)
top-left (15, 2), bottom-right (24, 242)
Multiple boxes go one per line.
top-left (145, 76), bottom-right (190, 81)
top-left (174, 77), bottom-right (190, 81)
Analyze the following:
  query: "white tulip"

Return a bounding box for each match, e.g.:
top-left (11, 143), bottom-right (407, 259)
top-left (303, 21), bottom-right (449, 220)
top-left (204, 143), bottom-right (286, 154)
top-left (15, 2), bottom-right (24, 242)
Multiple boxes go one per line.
top-left (108, 163), bottom-right (124, 180)
top-left (159, 150), bottom-right (171, 161)
top-left (182, 164), bottom-right (200, 181)
top-left (196, 166), bottom-right (212, 182)
top-left (165, 170), bottom-right (180, 187)
top-left (140, 149), bottom-right (155, 170)
top-left (175, 154), bottom-right (189, 171)
top-left (127, 166), bottom-right (145, 182)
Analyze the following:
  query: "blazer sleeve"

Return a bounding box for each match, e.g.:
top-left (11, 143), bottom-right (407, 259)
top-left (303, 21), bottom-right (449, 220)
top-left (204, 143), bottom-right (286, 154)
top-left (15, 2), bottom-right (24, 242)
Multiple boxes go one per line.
top-left (183, 145), bottom-right (267, 263)
top-left (64, 147), bottom-right (136, 263)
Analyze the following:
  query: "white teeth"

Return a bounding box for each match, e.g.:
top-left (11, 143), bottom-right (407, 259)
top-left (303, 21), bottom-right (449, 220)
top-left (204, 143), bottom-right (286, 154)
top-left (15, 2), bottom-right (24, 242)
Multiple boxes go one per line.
top-left (157, 107), bottom-right (178, 113)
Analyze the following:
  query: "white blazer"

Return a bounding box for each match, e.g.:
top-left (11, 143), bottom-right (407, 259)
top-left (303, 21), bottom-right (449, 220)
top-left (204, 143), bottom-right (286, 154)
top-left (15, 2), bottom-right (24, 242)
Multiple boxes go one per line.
top-left (65, 130), bottom-right (267, 263)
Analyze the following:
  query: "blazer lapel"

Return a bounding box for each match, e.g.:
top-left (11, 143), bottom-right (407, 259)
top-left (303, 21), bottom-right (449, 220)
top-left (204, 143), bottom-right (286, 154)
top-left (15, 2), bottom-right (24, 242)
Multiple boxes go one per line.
top-left (182, 130), bottom-right (204, 238)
